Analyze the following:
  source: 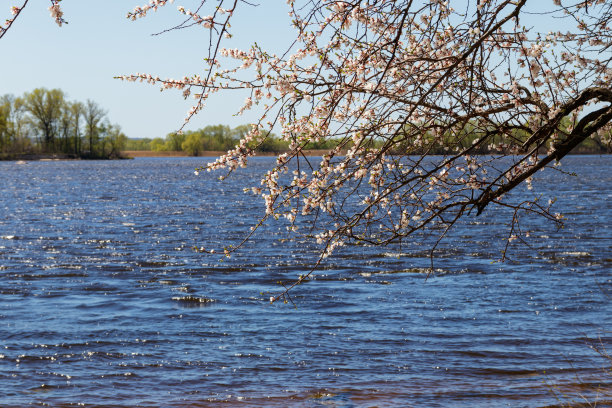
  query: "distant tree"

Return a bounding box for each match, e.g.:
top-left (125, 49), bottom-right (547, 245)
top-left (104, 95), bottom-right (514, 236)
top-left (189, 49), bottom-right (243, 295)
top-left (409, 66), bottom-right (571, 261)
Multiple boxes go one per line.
top-left (0, 96), bottom-right (10, 152)
top-left (58, 102), bottom-right (74, 154)
top-left (101, 122), bottom-right (127, 158)
top-left (69, 101), bottom-right (85, 156)
top-left (182, 132), bottom-right (203, 156)
top-left (125, 137), bottom-right (152, 151)
top-left (20, 88), bottom-right (65, 151)
top-left (83, 100), bottom-right (106, 158)
top-left (251, 135), bottom-right (289, 153)
top-left (199, 124), bottom-right (234, 151)
top-left (150, 137), bottom-right (166, 151)
top-left (230, 125), bottom-right (252, 141)
top-left (165, 132), bottom-right (187, 151)
top-left (1, 95), bottom-right (31, 153)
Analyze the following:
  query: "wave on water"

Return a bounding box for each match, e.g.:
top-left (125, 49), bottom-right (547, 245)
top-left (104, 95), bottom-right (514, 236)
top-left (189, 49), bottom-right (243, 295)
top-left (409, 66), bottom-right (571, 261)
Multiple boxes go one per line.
top-left (0, 156), bottom-right (610, 407)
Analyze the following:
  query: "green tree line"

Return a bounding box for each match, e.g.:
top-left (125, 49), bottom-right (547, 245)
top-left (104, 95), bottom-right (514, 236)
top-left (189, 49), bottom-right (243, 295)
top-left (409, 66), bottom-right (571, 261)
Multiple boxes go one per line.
top-left (125, 121), bottom-right (609, 156)
top-left (125, 124), bottom-right (346, 155)
top-left (386, 118), bottom-right (611, 156)
top-left (0, 88), bottom-right (127, 159)
top-left (125, 124), bottom-right (289, 155)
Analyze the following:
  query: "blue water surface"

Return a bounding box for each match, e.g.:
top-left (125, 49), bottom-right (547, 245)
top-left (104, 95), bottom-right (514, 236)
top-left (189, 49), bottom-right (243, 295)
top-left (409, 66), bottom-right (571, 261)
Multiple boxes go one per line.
top-left (0, 156), bottom-right (610, 407)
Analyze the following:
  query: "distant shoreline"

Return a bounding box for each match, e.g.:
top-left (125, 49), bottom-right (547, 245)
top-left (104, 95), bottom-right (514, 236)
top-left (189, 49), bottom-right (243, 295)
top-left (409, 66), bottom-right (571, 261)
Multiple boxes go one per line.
top-left (0, 153), bottom-right (130, 161)
top-left (122, 150), bottom-right (333, 158)
top-left (122, 149), bottom-right (610, 158)
top-left (0, 153), bottom-right (82, 161)
top-left (2, 149), bottom-right (608, 161)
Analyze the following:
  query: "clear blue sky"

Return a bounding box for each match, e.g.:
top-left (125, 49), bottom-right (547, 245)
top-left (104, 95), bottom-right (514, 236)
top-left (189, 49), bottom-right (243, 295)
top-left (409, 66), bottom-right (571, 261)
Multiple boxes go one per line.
top-left (1, 1), bottom-right (292, 139)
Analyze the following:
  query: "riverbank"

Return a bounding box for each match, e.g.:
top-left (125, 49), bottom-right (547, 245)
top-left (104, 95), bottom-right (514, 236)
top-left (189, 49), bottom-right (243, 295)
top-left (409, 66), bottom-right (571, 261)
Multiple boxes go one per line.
top-left (0, 152), bottom-right (131, 161)
top-left (122, 148), bottom-right (610, 158)
top-left (0, 153), bottom-right (81, 161)
top-left (4, 149), bottom-right (608, 161)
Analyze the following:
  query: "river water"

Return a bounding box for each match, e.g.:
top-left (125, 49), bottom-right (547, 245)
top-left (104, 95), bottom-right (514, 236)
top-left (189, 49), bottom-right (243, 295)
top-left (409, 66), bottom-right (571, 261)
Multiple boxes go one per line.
top-left (0, 156), bottom-right (610, 407)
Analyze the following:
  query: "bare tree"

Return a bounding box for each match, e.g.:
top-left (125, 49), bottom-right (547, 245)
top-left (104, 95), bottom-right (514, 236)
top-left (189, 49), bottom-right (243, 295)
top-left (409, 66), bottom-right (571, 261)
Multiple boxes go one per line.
top-left (83, 99), bottom-right (106, 158)
top-left (0, 94), bottom-right (31, 153)
top-left (70, 101), bottom-right (85, 155)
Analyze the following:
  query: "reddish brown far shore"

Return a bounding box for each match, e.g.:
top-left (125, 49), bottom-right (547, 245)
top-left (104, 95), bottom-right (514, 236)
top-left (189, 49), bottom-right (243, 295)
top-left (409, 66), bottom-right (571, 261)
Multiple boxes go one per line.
top-left (122, 150), bottom-right (333, 158)
top-left (123, 150), bottom-right (224, 157)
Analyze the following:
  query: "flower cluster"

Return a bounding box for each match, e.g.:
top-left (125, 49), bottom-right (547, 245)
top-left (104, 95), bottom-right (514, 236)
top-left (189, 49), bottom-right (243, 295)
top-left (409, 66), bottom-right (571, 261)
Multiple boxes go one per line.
top-left (127, 0), bottom-right (173, 20)
top-left (48, 1), bottom-right (64, 27)
top-left (1, 2), bottom-right (25, 39)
